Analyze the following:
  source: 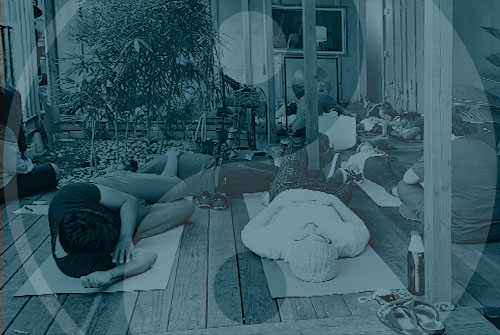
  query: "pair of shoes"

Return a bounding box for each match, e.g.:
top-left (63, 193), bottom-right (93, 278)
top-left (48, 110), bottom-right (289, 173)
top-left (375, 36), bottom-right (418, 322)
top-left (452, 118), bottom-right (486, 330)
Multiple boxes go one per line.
top-left (195, 192), bottom-right (229, 210)
top-left (378, 300), bottom-right (445, 334)
top-left (345, 169), bottom-right (363, 185)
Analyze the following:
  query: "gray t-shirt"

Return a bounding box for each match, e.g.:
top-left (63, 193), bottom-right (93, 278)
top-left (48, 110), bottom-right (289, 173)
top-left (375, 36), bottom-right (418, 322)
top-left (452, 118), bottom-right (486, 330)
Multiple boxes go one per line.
top-left (411, 138), bottom-right (500, 243)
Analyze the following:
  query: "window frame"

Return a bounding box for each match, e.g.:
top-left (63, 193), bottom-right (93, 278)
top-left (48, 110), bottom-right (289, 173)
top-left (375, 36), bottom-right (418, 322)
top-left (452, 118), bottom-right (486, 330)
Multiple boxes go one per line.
top-left (272, 5), bottom-right (347, 58)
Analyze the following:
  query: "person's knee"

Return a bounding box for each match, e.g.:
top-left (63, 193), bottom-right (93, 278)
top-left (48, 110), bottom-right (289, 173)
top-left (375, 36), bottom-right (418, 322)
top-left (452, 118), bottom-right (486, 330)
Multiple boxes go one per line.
top-left (183, 200), bottom-right (195, 220)
top-left (396, 180), bottom-right (412, 203)
top-left (50, 163), bottom-right (60, 180)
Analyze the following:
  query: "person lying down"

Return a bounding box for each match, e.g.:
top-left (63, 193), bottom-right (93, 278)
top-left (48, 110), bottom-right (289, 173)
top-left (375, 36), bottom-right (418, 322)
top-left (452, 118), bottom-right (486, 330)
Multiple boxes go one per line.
top-left (48, 180), bottom-right (194, 288)
top-left (241, 189), bottom-right (370, 261)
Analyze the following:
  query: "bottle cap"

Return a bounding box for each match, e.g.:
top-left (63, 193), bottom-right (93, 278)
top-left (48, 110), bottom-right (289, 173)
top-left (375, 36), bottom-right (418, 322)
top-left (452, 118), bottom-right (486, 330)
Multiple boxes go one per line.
top-left (410, 230), bottom-right (422, 237)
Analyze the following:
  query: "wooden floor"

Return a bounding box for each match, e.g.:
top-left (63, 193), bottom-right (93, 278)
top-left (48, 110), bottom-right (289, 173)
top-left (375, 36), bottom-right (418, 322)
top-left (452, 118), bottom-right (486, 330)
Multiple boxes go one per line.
top-left (2, 144), bottom-right (500, 334)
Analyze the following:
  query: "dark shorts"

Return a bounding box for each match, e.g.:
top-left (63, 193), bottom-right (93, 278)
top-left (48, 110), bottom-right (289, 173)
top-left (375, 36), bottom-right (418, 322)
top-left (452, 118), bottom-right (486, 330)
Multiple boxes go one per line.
top-left (218, 160), bottom-right (278, 196)
top-left (1, 163), bottom-right (58, 202)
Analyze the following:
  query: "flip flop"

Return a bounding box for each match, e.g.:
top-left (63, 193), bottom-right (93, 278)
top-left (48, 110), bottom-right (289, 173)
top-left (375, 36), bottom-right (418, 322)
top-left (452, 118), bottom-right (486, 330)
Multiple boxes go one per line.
top-left (211, 192), bottom-right (229, 210)
top-left (378, 304), bottom-right (427, 335)
top-left (195, 192), bottom-right (212, 208)
top-left (404, 301), bottom-right (445, 334)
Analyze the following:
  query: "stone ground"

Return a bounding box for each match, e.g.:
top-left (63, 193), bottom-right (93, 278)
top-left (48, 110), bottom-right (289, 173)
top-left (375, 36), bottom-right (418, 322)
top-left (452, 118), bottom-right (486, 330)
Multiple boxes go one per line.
top-left (34, 137), bottom-right (195, 186)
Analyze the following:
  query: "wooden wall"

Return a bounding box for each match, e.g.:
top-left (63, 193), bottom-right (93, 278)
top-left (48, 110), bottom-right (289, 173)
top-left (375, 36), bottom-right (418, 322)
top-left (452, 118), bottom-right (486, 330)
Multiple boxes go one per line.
top-left (2, 0), bottom-right (40, 131)
top-left (382, 0), bottom-right (424, 113)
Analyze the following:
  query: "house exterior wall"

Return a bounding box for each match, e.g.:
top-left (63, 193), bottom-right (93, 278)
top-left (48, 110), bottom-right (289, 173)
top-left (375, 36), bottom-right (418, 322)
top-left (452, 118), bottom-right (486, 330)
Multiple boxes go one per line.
top-left (215, 0), bottom-right (364, 104)
top-left (2, 0), bottom-right (40, 131)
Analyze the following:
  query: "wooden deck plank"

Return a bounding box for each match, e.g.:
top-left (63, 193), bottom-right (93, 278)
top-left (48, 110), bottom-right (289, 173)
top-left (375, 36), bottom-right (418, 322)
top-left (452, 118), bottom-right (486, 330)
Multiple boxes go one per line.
top-left (478, 243), bottom-right (500, 266)
top-left (277, 298), bottom-right (317, 321)
top-left (1, 237), bottom-right (52, 331)
top-left (2, 192), bottom-right (56, 256)
top-left (452, 243), bottom-right (500, 292)
top-left (85, 292), bottom-right (138, 335)
top-left (167, 207), bottom-right (209, 331)
top-left (451, 253), bottom-right (500, 309)
top-left (47, 294), bottom-right (104, 335)
top-left (5, 295), bottom-right (68, 335)
top-left (206, 206), bottom-right (243, 328)
top-left (1, 216), bottom-right (51, 290)
top-left (2, 192), bottom-right (46, 229)
top-left (133, 309), bottom-right (498, 335)
top-left (231, 197), bottom-right (280, 325)
top-left (343, 293), bottom-right (381, 316)
top-left (310, 295), bottom-right (352, 318)
top-left (128, 245), bottom-right (181, 334)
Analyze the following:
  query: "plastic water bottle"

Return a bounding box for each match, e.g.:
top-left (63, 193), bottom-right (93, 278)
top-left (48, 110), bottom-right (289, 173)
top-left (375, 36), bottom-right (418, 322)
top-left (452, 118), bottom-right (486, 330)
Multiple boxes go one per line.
top-left (407, 231), bottom-right (425, 296)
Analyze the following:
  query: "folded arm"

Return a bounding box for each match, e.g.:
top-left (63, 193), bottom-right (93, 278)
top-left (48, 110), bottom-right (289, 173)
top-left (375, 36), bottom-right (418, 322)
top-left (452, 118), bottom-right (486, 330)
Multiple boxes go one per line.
top-left (96, 184), bottom-right (138, 265)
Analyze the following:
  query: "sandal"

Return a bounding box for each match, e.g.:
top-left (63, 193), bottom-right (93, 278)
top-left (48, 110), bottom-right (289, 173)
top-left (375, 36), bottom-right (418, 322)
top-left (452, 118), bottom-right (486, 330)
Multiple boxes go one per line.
top-left (211, 192), bottom-right (229, 210)
top-left (404, 301), bottom-right (445, 334)
top-left (378, 303), bottom-right (427, 335)
top-left (195, 192), bottom-right (212, 208)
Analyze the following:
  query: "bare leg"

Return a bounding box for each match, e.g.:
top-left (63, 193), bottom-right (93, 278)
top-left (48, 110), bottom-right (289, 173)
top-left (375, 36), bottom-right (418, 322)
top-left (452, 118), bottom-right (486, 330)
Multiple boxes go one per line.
top-left (80, 248), bottom-right (157, 288)
top-left (135, 199), bottom-right (194, 240)
top-left (95, 171), bottom-right (188, 202)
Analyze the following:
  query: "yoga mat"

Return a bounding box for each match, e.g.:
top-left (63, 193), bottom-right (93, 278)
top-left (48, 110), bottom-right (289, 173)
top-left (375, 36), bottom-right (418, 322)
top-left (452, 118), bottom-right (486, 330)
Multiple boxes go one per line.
top-left (261, 247), bottom-right (404, 298)
top-left (358, 180), bottom-right (402, 208)
top-left (15, 225), bottom-right (184, 296)
top-left (13, 204), bottom-right (49, 215)
top-left (243, 193), bottom-right (404, 298)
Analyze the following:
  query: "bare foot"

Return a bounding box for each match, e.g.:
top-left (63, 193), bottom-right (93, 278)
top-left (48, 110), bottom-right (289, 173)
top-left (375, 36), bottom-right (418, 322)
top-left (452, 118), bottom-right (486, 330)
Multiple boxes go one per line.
top-left (81, 271), bottom-right (113, 288)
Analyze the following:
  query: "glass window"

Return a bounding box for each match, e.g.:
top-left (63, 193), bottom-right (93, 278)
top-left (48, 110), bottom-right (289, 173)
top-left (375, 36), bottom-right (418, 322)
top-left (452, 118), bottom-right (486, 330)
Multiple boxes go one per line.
top-left (272, 7), bottom-right (346, 54)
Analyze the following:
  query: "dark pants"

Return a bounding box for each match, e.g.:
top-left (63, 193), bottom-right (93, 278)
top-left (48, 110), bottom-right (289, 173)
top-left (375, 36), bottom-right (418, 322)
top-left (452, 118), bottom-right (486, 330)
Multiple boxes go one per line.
top-left (1, 163), bottom-right (58, 202)
top-left (364, 156), bottom-right (407, 193)
top-left (218, 160), bottom-right (278, 196)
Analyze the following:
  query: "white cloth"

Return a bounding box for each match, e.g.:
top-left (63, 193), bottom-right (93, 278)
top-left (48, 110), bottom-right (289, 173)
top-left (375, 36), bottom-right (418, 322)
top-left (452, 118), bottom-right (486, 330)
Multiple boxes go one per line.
top-left (1, 127), bottom-right (34, 188)
top-left (241, 189), bottom-right (370, 260)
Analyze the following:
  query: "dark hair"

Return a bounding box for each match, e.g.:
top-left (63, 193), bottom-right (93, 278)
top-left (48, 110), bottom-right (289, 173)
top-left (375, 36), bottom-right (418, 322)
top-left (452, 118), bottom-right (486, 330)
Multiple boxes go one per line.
top-left (452, 106), bottom-right (476, 137)
top-left (1, 85), bottom-right (27, 154)
top-left (59, 208), bottom-right (120, 255)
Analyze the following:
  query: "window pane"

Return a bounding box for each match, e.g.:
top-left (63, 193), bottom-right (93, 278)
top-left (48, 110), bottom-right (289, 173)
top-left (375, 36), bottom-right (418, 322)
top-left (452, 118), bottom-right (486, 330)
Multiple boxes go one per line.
top-left (272, 7), bottom-right (344, 53)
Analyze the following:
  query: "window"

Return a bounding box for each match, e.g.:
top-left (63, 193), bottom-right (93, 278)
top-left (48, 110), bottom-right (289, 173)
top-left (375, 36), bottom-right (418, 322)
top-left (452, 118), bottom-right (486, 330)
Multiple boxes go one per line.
top-left (272, 6), bottom-right (346, 56)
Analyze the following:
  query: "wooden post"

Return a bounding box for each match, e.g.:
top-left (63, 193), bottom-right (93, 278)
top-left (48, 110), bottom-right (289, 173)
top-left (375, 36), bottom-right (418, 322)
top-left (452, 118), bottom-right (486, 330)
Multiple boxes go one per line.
top-left (263, 0), bottom-right (276, 145)
top-left (43, 0), bottom-right (61, 132)
top-left (302, 0), bottom-right (319, 170)
top-left (423, 0), bottom-right (453, 306)
top-left (242, 0), bottom-right (252, 86)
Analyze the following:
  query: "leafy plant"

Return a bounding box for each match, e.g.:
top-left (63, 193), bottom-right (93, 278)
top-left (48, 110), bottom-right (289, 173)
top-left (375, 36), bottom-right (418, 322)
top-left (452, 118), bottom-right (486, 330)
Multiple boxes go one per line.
top-left (482, 26), bottom-right (500, 70)
top-left (61, 0), bottom-right (217, 173)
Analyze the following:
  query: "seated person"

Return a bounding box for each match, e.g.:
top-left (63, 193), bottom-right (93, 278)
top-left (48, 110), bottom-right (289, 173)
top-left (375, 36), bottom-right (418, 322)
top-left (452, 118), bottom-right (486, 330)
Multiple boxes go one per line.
top-left (391, 112), bottom-right (424, 140)
top-left (1, 85), bottom-right (60, 202)
top-left (49, 176), bottom-right (194, 288)
top-left (396, 112), bottom-right (500, 244)
top-left (269, 134), bottom-right (352, 204)
top-left (242, 189), bottom-right (369, 260)
top-left (291, 91), bottom-right (341, 138)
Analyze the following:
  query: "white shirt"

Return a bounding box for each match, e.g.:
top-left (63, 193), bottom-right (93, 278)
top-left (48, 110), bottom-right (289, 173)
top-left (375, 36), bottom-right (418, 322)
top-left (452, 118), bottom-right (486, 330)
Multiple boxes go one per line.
top-left (1, 127), bottom-right (34, 188)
